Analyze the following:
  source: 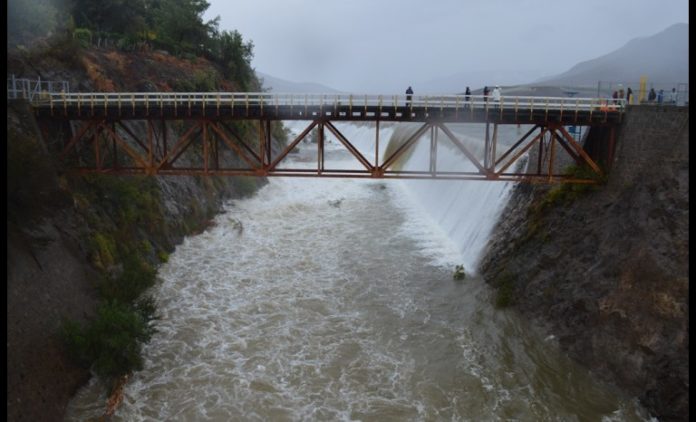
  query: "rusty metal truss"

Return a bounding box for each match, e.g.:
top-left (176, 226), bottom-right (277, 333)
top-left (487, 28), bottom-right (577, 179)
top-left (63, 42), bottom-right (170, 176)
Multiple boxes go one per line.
top-left (49, 116), bottom-right (606, 183)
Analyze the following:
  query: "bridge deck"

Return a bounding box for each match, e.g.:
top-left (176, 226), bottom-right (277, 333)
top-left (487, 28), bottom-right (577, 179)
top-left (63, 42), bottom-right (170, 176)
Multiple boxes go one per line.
top-left (29, 92), bottom-right (621, 183)
top-left (32, 92), bottom-right (625, 125)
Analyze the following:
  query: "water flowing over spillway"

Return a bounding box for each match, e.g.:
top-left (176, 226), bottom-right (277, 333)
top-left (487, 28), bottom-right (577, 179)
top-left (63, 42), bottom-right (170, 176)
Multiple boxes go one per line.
top-left (66, 122), bottom-right (652, 421)
top-left (386, 123), bottom-right (521, 272)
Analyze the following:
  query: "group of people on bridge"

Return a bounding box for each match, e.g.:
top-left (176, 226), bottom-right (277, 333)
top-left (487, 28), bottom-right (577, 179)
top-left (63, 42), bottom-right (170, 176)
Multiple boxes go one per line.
top-left (611, 85), bottom-right (681, 105)
top-left (646, 87), bottom-right (678, 104)
top-left (405, 85), bottom-right (502, 106)
top-left (405, 83), bottom-right (683, 107)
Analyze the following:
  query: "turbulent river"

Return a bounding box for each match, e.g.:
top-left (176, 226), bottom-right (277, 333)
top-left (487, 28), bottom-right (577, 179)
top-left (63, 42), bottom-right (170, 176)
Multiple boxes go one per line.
top-left (66, 122), bottom-right (652, 421)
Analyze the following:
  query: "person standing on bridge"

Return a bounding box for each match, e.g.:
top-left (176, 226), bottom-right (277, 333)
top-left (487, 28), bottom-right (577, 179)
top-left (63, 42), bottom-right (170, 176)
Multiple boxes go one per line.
top-left (405, 86), bottom-right (413, 107)
top-left (657, 89), bottom-right (664, 104)
top-left (464, 86), bottom-right (471, 102)
top-left (491, 86), bottom-right (501, 104)
top-left (626, 87), bottom-right (633, 105)
top-left (648, 87), bottom-right (656, 103)
top-left (483, 86), bottom-right (490, 103)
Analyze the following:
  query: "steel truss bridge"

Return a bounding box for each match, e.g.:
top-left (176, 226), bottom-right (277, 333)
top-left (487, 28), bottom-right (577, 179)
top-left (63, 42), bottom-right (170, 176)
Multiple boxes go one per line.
top-left (31, 92), bottom-right (625, 183)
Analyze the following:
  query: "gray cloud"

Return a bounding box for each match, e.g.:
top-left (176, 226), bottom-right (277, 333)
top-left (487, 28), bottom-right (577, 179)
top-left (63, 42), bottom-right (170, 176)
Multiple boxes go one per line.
top-left (205, 0), bottom-right (688, 93)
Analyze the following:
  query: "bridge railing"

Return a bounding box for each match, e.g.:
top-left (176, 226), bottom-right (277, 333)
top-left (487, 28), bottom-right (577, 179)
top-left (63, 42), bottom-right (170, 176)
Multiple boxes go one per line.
top-left (30, 91), bottom-right (626, 113)
top-left (7, 74), bottom-right (70, 101)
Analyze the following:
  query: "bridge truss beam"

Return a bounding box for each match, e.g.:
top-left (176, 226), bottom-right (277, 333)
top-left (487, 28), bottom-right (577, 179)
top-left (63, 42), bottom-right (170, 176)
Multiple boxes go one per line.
top-left (47, 115), bottom-right (605, 183)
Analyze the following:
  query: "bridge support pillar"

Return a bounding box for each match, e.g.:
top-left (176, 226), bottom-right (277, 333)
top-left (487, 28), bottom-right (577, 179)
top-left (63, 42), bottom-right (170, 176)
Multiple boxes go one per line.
top-left (582, 125), bottom-right (619, 172)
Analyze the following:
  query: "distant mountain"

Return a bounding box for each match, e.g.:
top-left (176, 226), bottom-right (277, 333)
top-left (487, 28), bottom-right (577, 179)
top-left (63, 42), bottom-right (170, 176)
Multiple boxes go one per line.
top-left (256, 71), bottom-right (342, 93)
top-left (535, 23), bottom-right (688, 86)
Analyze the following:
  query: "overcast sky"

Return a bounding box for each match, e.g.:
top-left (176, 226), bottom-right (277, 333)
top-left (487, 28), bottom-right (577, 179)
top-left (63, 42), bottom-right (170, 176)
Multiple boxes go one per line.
top-left (205, 0), bottom-right (688, 93)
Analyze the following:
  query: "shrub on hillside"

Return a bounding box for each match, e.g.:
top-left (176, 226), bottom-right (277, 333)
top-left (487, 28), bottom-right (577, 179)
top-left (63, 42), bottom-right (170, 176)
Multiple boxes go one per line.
top-left (61, 299), bottom-right (156, 382)
top-left (98, 254), bottom-right (157, 304)
top-left (73, 28), bottom-right (92, 48)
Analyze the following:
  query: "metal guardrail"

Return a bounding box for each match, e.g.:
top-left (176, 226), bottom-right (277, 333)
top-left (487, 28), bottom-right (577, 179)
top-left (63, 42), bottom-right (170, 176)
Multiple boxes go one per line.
top-left (29, 91), bottom-right (626, 113)
top-left (7, 75), bottom-right (70, 101)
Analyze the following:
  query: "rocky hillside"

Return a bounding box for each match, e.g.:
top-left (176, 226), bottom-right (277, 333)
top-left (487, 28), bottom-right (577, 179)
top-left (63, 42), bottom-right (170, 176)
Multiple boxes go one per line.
top-left (7, 41), bottom-right (286, 420)
top-left (479, 105), bottom-right (689, 421)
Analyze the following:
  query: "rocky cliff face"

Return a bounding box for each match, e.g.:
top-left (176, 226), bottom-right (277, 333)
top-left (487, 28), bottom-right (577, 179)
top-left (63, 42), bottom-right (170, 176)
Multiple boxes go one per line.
top-left (479, 105), bottom-right (689, 421)
top-left (7, 100), bottom-right (266, 422)
top-left (7, 45), bottom-right (275, 420)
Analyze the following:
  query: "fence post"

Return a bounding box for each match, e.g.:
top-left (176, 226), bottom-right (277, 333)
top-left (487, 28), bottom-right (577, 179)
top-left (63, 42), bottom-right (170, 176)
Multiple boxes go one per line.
top-left (36, 76), bottom-right (43, 101)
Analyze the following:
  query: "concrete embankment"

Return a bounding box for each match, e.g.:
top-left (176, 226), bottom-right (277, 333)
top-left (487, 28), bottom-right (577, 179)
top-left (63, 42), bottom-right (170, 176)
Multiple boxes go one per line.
top-left (479, 105), bottom-right (689, 421)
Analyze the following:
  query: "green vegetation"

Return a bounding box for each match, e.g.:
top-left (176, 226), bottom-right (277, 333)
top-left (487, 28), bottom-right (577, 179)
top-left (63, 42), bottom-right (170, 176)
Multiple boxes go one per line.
top-left (72, 27), bottom-right (93, 47)
top-left (61, 299), bottom-right (156, 382)
top-left (98, 254), bottom-right (157, 304)
top-left (172, 69), bottom-right (219, 92)
top-left (541, 164), bottom-right (606, 208)
top-left (11, 0), bottom-right (260, 90)
top-left (54, 171), bottom-right (264, 390)
top-left (91, 233), bottom-right (117, 270)
top-left (271, 122), bottom-right (292, 146)
top-left (68, 0), bottom-right (258, 90)
top-left (56, 171), bottom-right (255, 389)
top-left (157, 250), bottom-right (170, 263)
top-left (60, 175), bottom-right (166, 388)
top-left (81, 175), bottom-right (163, 229)
top-left (453, 264), bottom-right (466, 280)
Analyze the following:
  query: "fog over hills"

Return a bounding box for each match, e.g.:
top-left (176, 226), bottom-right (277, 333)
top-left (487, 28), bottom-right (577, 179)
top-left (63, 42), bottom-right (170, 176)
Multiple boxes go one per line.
top-left (415, 68), bottom-right (548, 95)
top-left (257, 71), bottom-right (343, 93)
top-left (258, 23), bottom-right (687, 95)
top-left (535, 23), bottom-right (688, 86)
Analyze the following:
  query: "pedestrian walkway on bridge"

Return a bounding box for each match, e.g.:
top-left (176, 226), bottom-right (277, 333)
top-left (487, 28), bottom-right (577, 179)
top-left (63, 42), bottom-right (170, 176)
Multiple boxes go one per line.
top-left (8, 78), bottom-right (628, 184)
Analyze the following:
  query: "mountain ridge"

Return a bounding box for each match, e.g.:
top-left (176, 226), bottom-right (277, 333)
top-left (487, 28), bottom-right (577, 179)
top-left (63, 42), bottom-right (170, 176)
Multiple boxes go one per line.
top-left (258, 22), bottom-right (688, 94)
top-left (535, 23), bottom-right (688, 86)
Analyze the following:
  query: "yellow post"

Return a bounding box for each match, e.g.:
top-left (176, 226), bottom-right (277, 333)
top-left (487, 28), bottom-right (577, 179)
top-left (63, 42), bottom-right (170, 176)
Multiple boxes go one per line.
top-left (638, 76), bottom-right (647, 104)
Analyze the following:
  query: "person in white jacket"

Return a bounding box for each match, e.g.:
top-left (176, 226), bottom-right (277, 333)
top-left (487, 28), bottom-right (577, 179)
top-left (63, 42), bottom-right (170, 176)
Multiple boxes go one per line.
top-left (491, 86), bottom-right (501, 103)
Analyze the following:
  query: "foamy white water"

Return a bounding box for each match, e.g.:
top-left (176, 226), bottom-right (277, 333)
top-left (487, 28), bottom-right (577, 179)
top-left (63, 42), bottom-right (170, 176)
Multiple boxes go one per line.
top-left (66, 121), bottom-right (652, 421)
top-left (393, 123), bottom-right (526, 273)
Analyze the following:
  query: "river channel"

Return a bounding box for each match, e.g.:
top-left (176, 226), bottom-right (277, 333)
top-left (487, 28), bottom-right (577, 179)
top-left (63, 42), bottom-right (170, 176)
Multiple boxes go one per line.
top-left (66, 123), bottom-right (652, 421)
